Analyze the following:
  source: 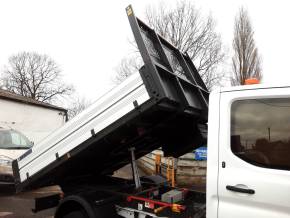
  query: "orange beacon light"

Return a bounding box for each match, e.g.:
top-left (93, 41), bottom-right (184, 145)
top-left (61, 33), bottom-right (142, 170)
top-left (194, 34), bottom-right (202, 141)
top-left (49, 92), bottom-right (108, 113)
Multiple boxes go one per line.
top-left (244, 78), bottom-right (260, 85)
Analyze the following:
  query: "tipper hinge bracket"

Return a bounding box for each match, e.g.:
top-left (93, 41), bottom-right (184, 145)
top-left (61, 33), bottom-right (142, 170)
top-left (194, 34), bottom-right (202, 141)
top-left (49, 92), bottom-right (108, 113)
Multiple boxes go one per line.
top-left (91, 129), bottom-right (96, 137)
top-left (133, 100), bottom-right (139, 108)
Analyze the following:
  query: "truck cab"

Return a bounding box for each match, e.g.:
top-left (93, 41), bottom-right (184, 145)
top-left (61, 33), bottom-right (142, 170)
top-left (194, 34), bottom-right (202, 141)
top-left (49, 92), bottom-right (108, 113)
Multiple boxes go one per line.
top-left (207, 85), bottom-right (290, 218)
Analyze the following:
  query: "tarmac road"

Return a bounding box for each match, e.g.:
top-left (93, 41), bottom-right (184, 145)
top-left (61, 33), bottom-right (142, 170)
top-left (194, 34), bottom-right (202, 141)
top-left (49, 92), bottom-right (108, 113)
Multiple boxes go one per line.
top-left (0, 185), bottom-right (60, 218)
top-left (0, 165), bottom-right (144, 218)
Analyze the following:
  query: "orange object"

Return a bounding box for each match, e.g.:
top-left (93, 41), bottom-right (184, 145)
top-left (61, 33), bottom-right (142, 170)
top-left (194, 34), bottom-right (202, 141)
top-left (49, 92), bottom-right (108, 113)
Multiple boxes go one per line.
top-left (154, 205), bottom-right (168, 214)
top-left (171, 204), bottom-right (182, 213)
top-left (244, 78), bottom-right (260, 85)
top-left (155, 154), bottom-right (161, 174)
top-left (166, 157), bottom-right (175, 187)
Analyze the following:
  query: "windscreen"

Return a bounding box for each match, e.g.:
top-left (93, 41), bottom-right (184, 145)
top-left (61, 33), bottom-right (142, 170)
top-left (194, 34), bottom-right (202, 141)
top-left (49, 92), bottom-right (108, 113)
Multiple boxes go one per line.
top-left (0, 130), bottom-right (32, 149)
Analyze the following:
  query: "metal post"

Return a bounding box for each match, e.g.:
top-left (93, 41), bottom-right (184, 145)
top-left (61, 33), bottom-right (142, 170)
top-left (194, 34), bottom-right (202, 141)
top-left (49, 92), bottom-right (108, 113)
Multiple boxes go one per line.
top-left (129, 147), bottom-right (141, 189)
top-left (166, 157), bottom-right (175, 187)
top-left (155, 154), bottom-right (161, 175)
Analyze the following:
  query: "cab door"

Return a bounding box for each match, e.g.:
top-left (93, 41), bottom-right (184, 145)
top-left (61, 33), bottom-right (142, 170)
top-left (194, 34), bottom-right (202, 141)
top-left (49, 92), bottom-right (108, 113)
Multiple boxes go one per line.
top-left (218, 86), bottom-right (290, 218)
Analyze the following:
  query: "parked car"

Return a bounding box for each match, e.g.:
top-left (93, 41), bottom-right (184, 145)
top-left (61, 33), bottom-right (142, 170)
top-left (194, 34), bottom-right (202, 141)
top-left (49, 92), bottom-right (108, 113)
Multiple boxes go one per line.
top-left (0, 126), bottom-right (33, 185)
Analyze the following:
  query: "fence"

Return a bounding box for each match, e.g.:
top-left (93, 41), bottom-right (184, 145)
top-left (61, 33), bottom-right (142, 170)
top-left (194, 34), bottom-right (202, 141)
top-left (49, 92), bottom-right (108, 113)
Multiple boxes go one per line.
top-left (137, 150), bottom-right (206, 188)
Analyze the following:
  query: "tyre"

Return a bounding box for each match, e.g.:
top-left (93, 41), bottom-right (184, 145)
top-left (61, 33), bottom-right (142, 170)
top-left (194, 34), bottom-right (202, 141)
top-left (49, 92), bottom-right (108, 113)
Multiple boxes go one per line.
top-left (55, 194), bottom-right (119, 218)
top-left (55, 195), bottom-right (95, 218)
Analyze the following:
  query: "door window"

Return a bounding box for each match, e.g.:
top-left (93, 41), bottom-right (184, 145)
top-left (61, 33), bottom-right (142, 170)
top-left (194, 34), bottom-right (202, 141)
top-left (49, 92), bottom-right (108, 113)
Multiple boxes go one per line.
top-left (231, 98), bottom-right (290, 170)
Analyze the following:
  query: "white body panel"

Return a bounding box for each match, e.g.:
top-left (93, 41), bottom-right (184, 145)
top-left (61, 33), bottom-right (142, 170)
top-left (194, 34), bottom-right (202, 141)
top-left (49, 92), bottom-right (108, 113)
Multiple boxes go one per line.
top-left (17, 73), bottom-right (150, 183)
top-left (217, 86), bottom-right (290, 218)
top-left (0, 149), bottom-right (26, 161)
top-left (0, 99), bottom-right (66, 144)
top-left (206, 89), bottom-right (220, 218)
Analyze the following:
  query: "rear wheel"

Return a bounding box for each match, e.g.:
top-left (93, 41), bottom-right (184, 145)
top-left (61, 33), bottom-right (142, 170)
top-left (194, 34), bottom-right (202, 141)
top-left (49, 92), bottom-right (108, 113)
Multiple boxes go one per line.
top-left (55, 195), bottom-right (94, 218)
top-left (55, 194), bottom-right (119, 218)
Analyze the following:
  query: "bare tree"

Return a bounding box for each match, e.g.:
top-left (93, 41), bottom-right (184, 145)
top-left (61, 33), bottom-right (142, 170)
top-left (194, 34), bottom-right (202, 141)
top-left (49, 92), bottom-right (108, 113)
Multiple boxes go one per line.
top-left (231, 7), bottom-right (262, 85)
top-left (67, 96), bottom-right (91, 119)
top-left (113, 56), bottom-right (142, 84)
top-left (1, 51), bottom-right (74, 102)
top-left (114, 1), bottom-right (225, 90)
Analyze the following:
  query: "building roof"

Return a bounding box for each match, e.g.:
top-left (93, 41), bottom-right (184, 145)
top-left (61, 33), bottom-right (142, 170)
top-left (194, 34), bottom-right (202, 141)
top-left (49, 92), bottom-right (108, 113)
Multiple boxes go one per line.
top-left (0, 89), bottom-right (67, 112)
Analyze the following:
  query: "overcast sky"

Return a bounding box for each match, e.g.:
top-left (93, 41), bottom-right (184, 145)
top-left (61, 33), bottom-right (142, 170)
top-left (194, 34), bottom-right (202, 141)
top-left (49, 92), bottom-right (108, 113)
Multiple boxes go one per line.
top-left (0, 0), bottom-right (289, 103)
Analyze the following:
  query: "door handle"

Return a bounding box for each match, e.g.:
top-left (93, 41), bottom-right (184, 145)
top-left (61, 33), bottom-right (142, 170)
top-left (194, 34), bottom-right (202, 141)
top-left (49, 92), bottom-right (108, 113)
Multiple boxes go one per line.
top-left (226, 185), bottom-right (255, 194)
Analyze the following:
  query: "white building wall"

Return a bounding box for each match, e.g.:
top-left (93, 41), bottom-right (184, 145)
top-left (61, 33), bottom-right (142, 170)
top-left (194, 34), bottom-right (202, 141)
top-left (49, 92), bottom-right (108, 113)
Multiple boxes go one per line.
top-left (0, 99), bottom-right (66, 143)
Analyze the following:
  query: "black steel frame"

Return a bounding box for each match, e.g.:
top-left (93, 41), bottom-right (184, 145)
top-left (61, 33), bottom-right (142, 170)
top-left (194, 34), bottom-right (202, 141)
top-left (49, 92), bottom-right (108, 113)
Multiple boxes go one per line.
top-left (126, 5), bottom-right (209, 119)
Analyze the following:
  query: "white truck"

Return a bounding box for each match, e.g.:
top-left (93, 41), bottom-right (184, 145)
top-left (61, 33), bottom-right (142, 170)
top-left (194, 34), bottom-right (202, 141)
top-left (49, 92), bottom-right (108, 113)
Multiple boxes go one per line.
top-left (12, 5), bottom-right (290, 218)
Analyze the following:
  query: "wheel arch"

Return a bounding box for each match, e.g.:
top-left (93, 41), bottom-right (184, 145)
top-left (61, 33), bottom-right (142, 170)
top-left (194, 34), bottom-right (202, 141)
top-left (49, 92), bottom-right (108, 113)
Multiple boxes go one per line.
top-left (55, 195), bottom-right (95, 218)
